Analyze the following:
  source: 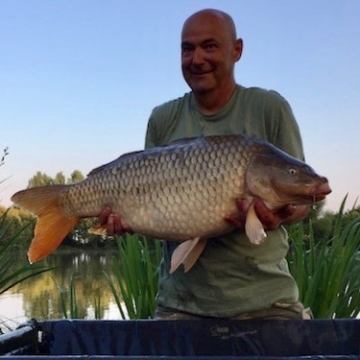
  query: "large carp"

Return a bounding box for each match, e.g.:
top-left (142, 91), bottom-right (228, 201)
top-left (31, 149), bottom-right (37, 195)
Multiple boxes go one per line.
top-left (11, 135), bottom-right (331, 272)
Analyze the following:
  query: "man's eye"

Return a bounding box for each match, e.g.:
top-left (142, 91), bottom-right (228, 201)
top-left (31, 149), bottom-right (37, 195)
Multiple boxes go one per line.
top-left (182, 48), bottom-right (193, 55)
top-left (181, 44), bottom-right (193, 53)
top-left (205, 43), bottom-right (217, 49)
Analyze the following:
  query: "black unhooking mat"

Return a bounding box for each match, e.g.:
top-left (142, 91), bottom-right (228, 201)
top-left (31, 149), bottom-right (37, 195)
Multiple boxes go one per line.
top-left (1, 319), bottom-right (360, 359)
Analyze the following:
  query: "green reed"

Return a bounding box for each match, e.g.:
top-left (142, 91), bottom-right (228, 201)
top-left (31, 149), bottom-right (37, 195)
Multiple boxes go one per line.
top-left (0, 210), bottom-right (50, 296)
top-left (14, 206), bottom-right (358, 321)
top-left (104, 234), bottom-right (162, 319)
top-left (104, 200), bottom-right (360, 320)
top-left (57, 275), bottom-right (103, 320)
top-left (58, 275), bottom-right (78, 319)
top-left (287, 199), bottom-right (360, 318)
top-left (0, 210), bottom-right (51, 332)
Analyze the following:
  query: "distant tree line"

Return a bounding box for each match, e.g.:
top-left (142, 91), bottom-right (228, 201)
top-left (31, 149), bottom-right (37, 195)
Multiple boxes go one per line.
top-left (27, 170), bottom-right (85, 187)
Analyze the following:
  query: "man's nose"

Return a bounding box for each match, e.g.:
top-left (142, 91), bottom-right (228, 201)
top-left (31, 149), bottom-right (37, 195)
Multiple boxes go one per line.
top-left (192, 48), bottom-right (205, 65)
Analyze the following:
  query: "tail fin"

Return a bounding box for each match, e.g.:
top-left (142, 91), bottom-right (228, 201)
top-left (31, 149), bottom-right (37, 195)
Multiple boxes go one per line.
top-left (11, 185), bottom-right (79, 263)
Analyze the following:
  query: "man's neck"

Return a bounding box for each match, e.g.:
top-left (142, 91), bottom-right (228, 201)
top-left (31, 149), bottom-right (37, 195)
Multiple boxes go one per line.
top-left (193, 83), bottom-right (236, 115)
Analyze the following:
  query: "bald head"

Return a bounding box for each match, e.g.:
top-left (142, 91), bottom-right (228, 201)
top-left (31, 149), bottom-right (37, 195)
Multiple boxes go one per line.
top-left (180, 9), bottom-right (243, 112)
top-left (182, 9), bottom-right (237, 42)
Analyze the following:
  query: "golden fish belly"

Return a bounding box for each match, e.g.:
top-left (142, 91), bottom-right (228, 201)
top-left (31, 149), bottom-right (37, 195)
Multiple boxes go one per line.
top-left (119, 176), bottom-right (241, 240)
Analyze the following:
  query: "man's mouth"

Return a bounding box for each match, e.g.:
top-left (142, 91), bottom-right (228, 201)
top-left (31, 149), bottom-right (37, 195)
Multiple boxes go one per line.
top-left (189, 68), bottom-right (214, 76)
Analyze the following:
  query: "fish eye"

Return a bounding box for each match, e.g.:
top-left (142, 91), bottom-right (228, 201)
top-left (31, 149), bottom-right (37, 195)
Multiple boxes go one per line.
top-left (289, 168), bottom-right (297, 175)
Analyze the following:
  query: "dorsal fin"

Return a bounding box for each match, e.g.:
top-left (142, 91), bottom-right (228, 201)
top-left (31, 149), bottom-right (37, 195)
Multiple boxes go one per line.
top-left (87, 137), bottom-right (209, 177)
top-left (87, 150), bottom-right (144, 176)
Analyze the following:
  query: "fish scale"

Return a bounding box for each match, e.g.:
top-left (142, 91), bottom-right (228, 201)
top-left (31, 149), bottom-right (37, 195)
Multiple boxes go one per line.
top-left (11, 134), bottom-right (331, 266)
top-left (59, 136), bottom-right (247, 240)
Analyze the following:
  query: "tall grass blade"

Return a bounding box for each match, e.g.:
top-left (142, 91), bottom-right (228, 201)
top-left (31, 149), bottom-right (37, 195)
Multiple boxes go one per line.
top-left (104, 234), bottom-right (162, 319)
top-left (287, 197), bottom-right (360, 318)
top-left (0, 210), bottom-right (51, 296)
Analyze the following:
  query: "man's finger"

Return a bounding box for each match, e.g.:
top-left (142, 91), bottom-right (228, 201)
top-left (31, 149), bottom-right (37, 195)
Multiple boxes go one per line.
top-left (106, 214), bottom-right (116, 236)
top-left (112, 213), bottom-right (127, 235)
top-left (275, 204), bottom-right (296, 219)
top-left (98, 206), bottom-right (112, 225)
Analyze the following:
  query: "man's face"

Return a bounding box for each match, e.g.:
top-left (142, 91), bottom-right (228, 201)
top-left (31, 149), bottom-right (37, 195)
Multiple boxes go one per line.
top-left (181, 14), bottom-right (241, 95)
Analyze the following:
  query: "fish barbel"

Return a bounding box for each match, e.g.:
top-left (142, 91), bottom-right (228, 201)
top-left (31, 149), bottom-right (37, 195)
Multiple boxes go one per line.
top-left (11, 135), bottom-right (331, 271)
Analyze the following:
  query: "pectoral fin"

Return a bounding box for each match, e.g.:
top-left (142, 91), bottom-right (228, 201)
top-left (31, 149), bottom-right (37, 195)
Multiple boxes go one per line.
top-left (170, 237), bottom-right (206, 274)
top-left (245, 203), bottom-right (267, 245)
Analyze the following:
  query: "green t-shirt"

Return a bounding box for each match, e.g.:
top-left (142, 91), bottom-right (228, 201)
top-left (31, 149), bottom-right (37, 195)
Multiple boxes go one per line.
top-left (145, 84), bottom-right (304, 317)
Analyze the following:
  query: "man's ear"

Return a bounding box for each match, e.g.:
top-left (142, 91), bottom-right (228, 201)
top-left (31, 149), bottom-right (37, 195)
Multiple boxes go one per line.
top-left (234, 38), bottom-right (243, 62)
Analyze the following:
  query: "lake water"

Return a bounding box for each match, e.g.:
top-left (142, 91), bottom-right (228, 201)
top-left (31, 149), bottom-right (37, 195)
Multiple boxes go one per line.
top-left (2, 246), bottom-right (359, 331)
top-left (0, 247), bottom-right (124, 331)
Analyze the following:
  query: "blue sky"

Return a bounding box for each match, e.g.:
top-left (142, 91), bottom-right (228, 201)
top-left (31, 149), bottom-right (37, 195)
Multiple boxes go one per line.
top-left (1, 0), bottom-right (359, 212)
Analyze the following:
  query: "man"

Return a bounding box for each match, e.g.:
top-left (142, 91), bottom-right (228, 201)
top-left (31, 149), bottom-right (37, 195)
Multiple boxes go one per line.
top-left (100, 9), bottom-right (311, 319)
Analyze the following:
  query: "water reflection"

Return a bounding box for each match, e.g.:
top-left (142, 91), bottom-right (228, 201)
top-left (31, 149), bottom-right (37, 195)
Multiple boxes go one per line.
top-left (1, 247), bottom-right (123, 327)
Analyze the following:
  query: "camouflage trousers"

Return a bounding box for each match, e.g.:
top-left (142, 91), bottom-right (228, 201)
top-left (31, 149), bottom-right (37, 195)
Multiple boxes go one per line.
top-left (155, 302), bottom-right (313, 320)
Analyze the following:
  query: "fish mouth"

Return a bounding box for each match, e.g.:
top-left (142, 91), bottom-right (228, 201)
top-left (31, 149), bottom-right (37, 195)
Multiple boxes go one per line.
top-left (309, 181), bottom-right (332, 202)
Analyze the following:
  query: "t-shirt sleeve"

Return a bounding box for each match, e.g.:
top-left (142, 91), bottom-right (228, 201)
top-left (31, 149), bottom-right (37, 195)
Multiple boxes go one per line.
top-left (144, 110), bottom-right (158, 149)
top-left (144, 98), bottom-right (183, 149)
top-left (266, 91), bottom-right (305, 161)
top-left (144, 104), bottom-right (170, 149)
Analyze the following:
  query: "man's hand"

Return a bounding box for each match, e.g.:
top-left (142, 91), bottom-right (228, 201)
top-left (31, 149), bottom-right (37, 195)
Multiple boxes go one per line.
top-left (253, 198), bottom-right (310, 230)
top-left (226, 197), bottom-right (310, 231)
top-left (98, 206), bottom-right (128, 236)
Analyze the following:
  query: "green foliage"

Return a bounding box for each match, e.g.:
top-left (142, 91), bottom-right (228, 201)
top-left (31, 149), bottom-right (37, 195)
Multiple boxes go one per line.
top-left (27, 169), bottom-right (85, 188)
top-left (6, 158), bottom-right (360, 320)
top-left (105, 234), bottom-right (162, 319)
top-left (66, 218), bottom-right (110, 247)
top-left (27, 171), bottom-right (53, 187)
top-left (56, 271), bottom-right (104, 319)
top-left (1, 154), bottom-right (52, 329)
top-left (0, 210), bottom-right (51, 296)
top-left (309, 211), bottom-right (334, 241)
top-left (54, 171), bottom-right (66, 185)
top-left (0, 147), bottom-right (9, 168)
top-left (1, 148), bottom-right (50, 324)
top-left (287, 198), bottom-right (360, 318)
top-left (68, 170), bottom-right (84, 184)
top-left (25, 169), bottom-right (103, 248)
top-left (93, 290), bottom-right (102, 319)
top-left (0, 206), bottom-right (35, 247)
top-left (0, 147), bottom-right (9, 190)
top-left (58, 275), bottom-right (79, 319)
